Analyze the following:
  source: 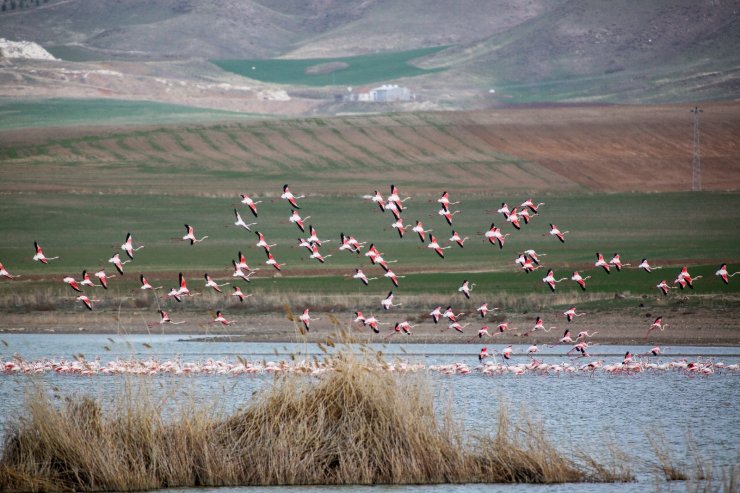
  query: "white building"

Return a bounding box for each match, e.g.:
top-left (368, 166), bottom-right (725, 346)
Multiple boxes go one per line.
top-left (369, 84), bottom-right (413, 102)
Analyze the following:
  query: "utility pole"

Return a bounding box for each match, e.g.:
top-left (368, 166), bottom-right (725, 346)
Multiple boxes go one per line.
top-left (691, 106), bottom-right (703, 191)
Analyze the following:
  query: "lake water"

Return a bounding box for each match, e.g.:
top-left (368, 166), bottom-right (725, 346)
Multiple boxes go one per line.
top-left (1, 334), bottom-right (738, 493)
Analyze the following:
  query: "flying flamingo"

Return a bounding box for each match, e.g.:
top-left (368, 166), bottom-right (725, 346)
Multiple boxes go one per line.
top-left (524, 249), bottom-right (545, 265)
top-left (542, 269), bottom-right (567, 292)
top-left (76, 295), bottom-right (100, 311)
top-left (555, 329), bottom-right (576, 345)
top-left (430, 306), bottom-right (443, 324)
top-left (362, 190), bottom-right (386, 212)
top-left (594, 253), bottom-right (611, 274)
top-left (677, 266), bottom-right (702, 289)
top-left (255, 231), bottom-right (277, 252)
top-left (646, 316), bottom-right (668, 338)
top-left (289, 210), bottom-right (310, 232)
top-left (497, 202), bottom-right (510, 218)
top-left (656, 280), bottom-right (672, 296)
top-left (385, 321), bottom-right (416, 339)
top-left (213, 310), bottom-right (235, 326)
top-left (140, 274), bottom-right (162, 290)
top-left (353, 268), bottom-right (376, 286)
top-left (442, 321), bottom-right (469, 333)
top-left (437, 207), bottom-right (461, 226)
top-left (204, 273), bottom-right (229, 293)
top-left (609, 253), bottom-right (630, 272)
top-left (183, 224), bottom-right (208, 245)
top-left (80, 270), bottom-right (96, 287)
top-left (299, 308), bottom-right (319, 331)
top-left (385, 200), bottom-right (402, 220)
top-left (412, 220), bottom-right (432, 243)
top-left (547, 224), bottom-right (569, 243)
top-left (442, 306), bottom-right (464, 322)
top-left (527, 344), bottom-right (538, 354)
top-left (716, 263), bottom-right (740, 284)
top-left (516, 208), bottom-right (534, 225)
top-left (32, 241), bottom-right (59, 264)
top-left (622, 352), bottom-right (633, 365)
top-left (232, 260), bottom-right (256, 283)
top-left (0, 262), bottom-right (18, 279)
top-left (520, 198), bottom-right (545, 213)
top-left (476, 302), bottom-right (497, 318)
top-left (233, 209), bottom-right (257, 231)
top-left (381, 291), bottom-right (401, 310)
top-left (121, 232), bottom-right (144, 259)
top-left (437, 191), bottom-right (460, 209)
top-left (576, 330), bottom-right (598, 341)
top-left (522, 316), bottom-right (555, 336)
top-left (108, 253), bottom-right (130, 275)
top-left (471, 326), bottom-right (492, 341)
top-left (496, 321), bottom-right (518, 335)
top-left (307, 225), bottom-right (330, 246)
top-left (479, 347), bottom-right (490, 361)
top-left (309, 244), bottom-right (332, 263)
top-left (63, 276), bottom-right (82, 293)
top-left (384, 269), bottom-right (405, 287)
top-left (232, 286), bottom-right (251, 302)
top-left (427, 235), bottom-right (450, 258)
top-left (458, 280), bottom-right (475, 299)
top-left (520, 257), bottom-right (540, 273)
top-left (239, 193), bottom-right (262, 217)
top-left (391, 217), bottom-right (406, 238)
top-left (175, 272), bottom-right (191, 297)
top-left (388, 184), bottom-right (410, 211)
top-left (94, 269), bottom-right (114, 289)
top-left (236, 251), bottom-right (259, 273)
top-left (265, 252), bottom-right (286, 271)
top-left (450, 231), bottom-right (469, 247)
top-left (483, 223), bottom-right (509, 249)
top-left (298, 236), bottom-right (314, 251)
top-left (339, 232), bottom-right (364, 254)
top-left (506, 207), bottom-right (521, 230)
top-left (151, 310), bottom-right (186, 325)
top-left (638, 258), bottom-right (661, 273)
top-left (502, 345), bottom-right (513, 360)
top-left (281, 184), bottom-right (305, 209)
top-left (563, 306), bottom-right (585, 323)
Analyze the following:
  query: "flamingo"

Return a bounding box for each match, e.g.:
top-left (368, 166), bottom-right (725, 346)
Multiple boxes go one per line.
top-left (506, 207), bottom-right (521, 230)
top-left (175, 272), bottom-right (191, 297)
top-left (430, 306), bottom-right (442, 324)
top-left (381, 291), bottom-right (401, 310)
top-left (609, 253), bottom-right (630, 272)
top-left (458, 279), bottom-right (475, 299)
top-left (140, 274), bottom-right (162, 290)
top-left (213, 310), bottom-right (235, 326)
top-left (183, 224), bottom-right (208, 245)
top-left (353, 268), bottom-right (376, 286)
top-left (412, 220), bottom-right (432, 243)
top-left (563, 306), bottom-right (586, 323)
top-left (522, 316), bottom-right (555, 336)
top-left (94, 269), bottom-right (114, 289)
top-left (0, 262), bottom-right (18, 279)
top-left (497, 202), bottom-right (510, 218)
top-left (108, 253), bottom-right (130, 275)
top-left (542, 269), bottom-right (567, 292)
top-left (622, 352), bottom-right (633, 365)
top-left (473, 326), bottom-right (491, 340)
top-left (516, 208), bottom-right (534, 225)
top-left (385, 200), bottom-right (402, 220)
top-left (232, 286), bottom-right (251, 302)
top-left (443, 321), bottom-right (469, 333)
top-left (384, 269), bottom-right (405, 287)
top-left (548, 224), bottom-right (569, 243)
top-left (450, 230), bottom-right (469, 248)
top-left (484, 223), bottom-right (509, 249)
top-left (656, 280), bottom-right (672, 296)
top-left (496, 321), bottom-right (517, 334)
top-left (527, 344), bottom-right (538, 354)
top-left (576, 330), bottom-right (598, 340)
top-left (32, 241), bottom-right (58, 264)
top-left (281, 184), bottom-right (305, 209)
top-left (386, 321), bottom-right (415, 339)
top-left (437, 191), bottom-right (460, 209)
top-left (570, 270), bottom-right (591, 291)
top-left (307, 225), bottom-right (330, 246)
top-left (362, 190), bottom-right (385, 211)
top-left (76, 295), bottom-right (100, 311)
top-left (255, 231), bottom-right (277, 252)
top-left (204, 273), bottom-right (229, 293)
top-left (437, 207), bottom-right (461, 226)
top-left (121, 232), bottom-right (144, 259)
top-left (520, 257), bottom-right (540, 273)
top-left (152, 310), bottom-right (186, 325)
top-left (502, 345), bottom-right (513, 360)
top-left (520, 198), bottom-right (545, 213)
top-left (595, 253), bottom-right (611, 274)
top-left (479, 347), bottom-right (489, 361)
top-left (353, 311), bottom-right (366, 325)
top-left (80, 270), bottom-right (96, 287)
top-left (677, 266), bottom-right (702, 289)
top-left (265, 252), bottom-right (286, 271)
top-left (442, 306), bottom-right (464, 322)
top-left (347, 234), bottom-right (365, 253)
top-left (239, 193), bottom-right (262, 217)
top-left (232, 260), bottom-right (255, 283)
top-left (236, 251), bottom-right (258, 273)
top-left (309, 244), bottom-right (331, 263)
top-left (63, 276), bottom-right (83, 293)
top-left (638, 258), bottom-right (661, 273)
top-left (524, 249), bottom-right (545, 265)
top-left (233, 209), bottom-right (257, 231)
top-left (556, 329), bottom-right (576, 344)
top-left (477, 302), bottom-right (497, 318)
top-left (428, 235), bottom-right (450, 258)
top-left (339, 232), bottom-right (364, 254)
top-left (299, 308), bottom-right (319, 331)
top-left (298, 237), bottom-right (315, 251)
top-left (289, 210), bottom-right (310, 232)
top-left (646, 316), bottom-right (668, 338)
top-left (716, 263), bottom-right (740, 284)
top-left (388, 184), bottom-right (410, 211)
top-left (391, 217), bottom-right (406, 238)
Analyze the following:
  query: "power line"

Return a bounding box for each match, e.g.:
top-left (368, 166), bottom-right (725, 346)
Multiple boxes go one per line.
top-left (691, 106), bottom-right (703, 191)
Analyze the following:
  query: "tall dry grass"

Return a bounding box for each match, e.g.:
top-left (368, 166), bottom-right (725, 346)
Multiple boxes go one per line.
top-left (0, 344), bottom-right (620, 491)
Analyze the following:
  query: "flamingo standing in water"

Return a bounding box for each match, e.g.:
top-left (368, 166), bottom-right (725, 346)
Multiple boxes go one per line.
top-left (563, 306), bottom-right (585, 323)
top-left (547, 224), bottom-right (568, 243)
top-left (428, 235), bottom-right (450, 258)
top-left (76, 295), bottom-right (100, 311)
top-left (33, 241), bottom-right (59, 264)
top-left (94, 269), bottom-right (114, 289)
top-left (240, 193), bottom-right (262, 217)
top-left (289, 210), bottom-right (310, 232)
top-left (450, 231), bottom-right (468, 247)
top-left (281, 184), bottom-right (305, 209)
top-left (412, 220), bottom-right (432, 243)
top-left (542, 269), bottom-right (567, 292)
top-left (716, 263), bottom-right (740, 284)
top-left (204, 273), bottom-right (229, 293)
top-left (458, 280), bottom-right (475, 299)
top-left (121, 233), bottom-right (144, 259)
top-left (233, 209), bottom-right (257, 231)
top-left (63, 276), bottom-right (83, 293)
top-left (299, 308), bottom-right (319, 331)
top-left (108, 253), bottom-right (130, 275)
top-left (0, 262), bottom-right (18, 279)
top-left (232, 286), bottom-right (251, 302)
top-left (140, 275), bottom-right (162, 290)
top-left (381, 291), bottom-right (401, 310)
top-left (183, 224), bottom-right (208, 245)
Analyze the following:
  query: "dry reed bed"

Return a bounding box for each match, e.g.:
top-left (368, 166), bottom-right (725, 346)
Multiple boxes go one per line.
top-left (0, 345), bottom-right (621, 491)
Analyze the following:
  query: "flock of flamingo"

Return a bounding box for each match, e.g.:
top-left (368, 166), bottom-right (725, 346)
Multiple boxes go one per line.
top-left (1, 183), bottom-right (738, 376)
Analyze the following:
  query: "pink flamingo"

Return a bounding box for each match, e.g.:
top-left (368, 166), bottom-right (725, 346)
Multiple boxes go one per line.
top-left (547, 224), bottom-right (569, 243)
top-left (381, 291), bottom-right (401, 310)
top-left (121, 232), bottom-right (144, 259)
top-left (108, 253), bottom-right (130, 276)
top-left (542, 269), bottom-right (567, 292)
top-left (571, 271), bottom-right (591, 291)
top-left (204, 273), bottom-right (229, 293)
top-left (233, 209), bottom-right (257, 231)
top-left (76, 295), bottom-right (100, 311)
top-left (595, 253), bottom-right (610, 274)
top-left (450, 230), bottom-right (469, 247)
top-left (94, 269), bottom-right (114, 289)
top-left (609, 253), bottom-right (630, 271)
top-left (353, 268), bottom-right (376, 286)
top-left (140, 274), bottom-right (162, 290)
top-left (0, 262), bottom-right (18, 279)
top-left (412, 220), bottom-right (432, 243)
top-left (63, 276), bottom-right (82, 293)
top-left (716, 263), bottom-right (740, 284)
top-left (281, 184), bottom-right (305, 209)
top-left (458, 279), bottom-right (475, 299)
top-left (255, 231), bottom-right (277, 252)
top-left (656, 280), bottom-right (672, 296)
top-left (428, 234), bottom-right (450, 258)
top-left (646, 316), bottom-right (668, 338)
top-left (239, 193), bottom-right (262, 217)
top-left (33, 241), bottom-right (59, 264)
top-left (232, 286), bottom-right (251, 302)
top-left (563, 306), bottom-right (586, 323)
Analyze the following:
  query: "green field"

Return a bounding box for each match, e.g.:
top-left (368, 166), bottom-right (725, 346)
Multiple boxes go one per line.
top-left (212, 47), bottom-right (446, 87)
top-left (0, 99), bottom-right (256, 130)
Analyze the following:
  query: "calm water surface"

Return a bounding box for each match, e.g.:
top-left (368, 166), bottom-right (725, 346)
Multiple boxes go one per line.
top-left (1, 334), bottom-right (738, 493)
